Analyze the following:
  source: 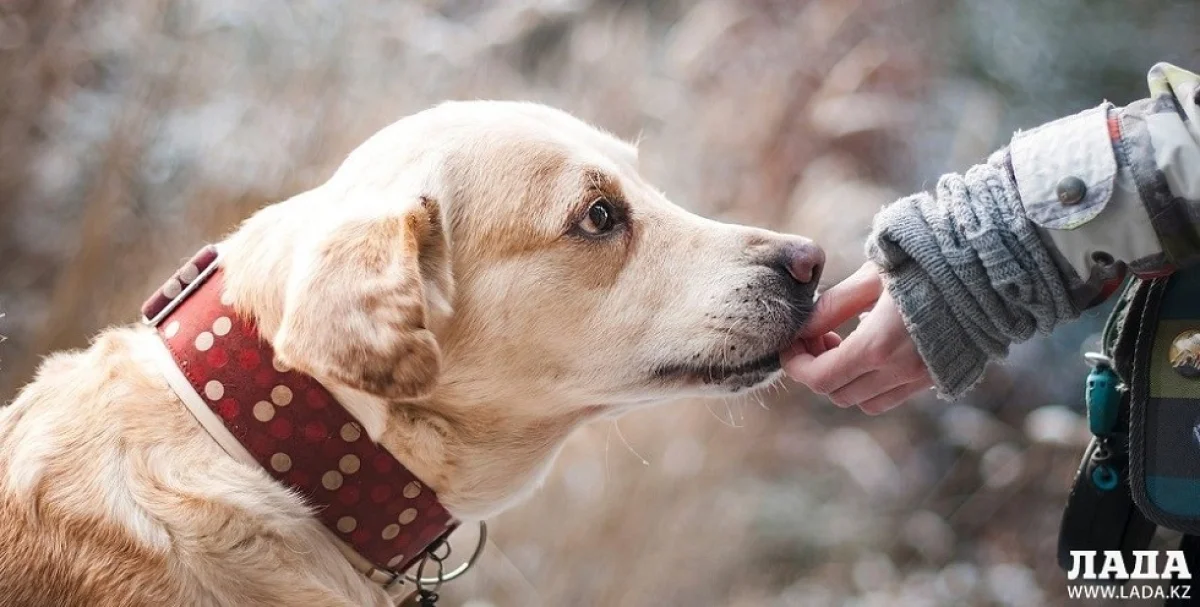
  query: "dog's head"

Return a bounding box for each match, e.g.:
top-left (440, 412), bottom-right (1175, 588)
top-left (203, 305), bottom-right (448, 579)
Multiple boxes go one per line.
top-left (226, 101), bottom-right (822, 418)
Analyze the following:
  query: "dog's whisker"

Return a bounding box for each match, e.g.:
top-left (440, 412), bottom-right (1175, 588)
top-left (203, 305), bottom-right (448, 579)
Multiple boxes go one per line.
top-left (719, 318), bottom-right (738, 373)
top-left (611, 420), bottom-right (649, 466)
top-left (716, 396), bottom-right (743, 429)
top-left (704, 400), bottom-right (740, 428)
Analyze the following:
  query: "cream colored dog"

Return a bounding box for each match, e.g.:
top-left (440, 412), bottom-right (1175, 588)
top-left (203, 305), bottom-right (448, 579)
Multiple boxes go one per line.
top-left (0, 102), bottom-right (822, 606)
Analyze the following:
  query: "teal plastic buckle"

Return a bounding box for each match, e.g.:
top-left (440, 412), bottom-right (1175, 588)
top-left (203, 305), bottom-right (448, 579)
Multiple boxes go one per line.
top-left (1084, 352), bottom-right (1121, 437)
top-left (1091, 464), bottom-right (1120, 491)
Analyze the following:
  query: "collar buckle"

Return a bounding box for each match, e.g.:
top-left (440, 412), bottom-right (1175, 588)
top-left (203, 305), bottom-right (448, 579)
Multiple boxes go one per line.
top-left (141, 245), bottom-right (221, 327)
top-left (407, 522), bottom-right (488, 589)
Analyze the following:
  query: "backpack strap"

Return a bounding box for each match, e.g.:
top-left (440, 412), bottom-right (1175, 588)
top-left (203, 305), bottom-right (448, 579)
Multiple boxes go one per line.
top-left (1058, 277), bottom-right (1158, 578)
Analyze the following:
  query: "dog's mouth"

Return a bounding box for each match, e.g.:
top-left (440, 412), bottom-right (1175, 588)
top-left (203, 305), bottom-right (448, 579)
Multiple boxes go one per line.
top-left (649, 274), bottom-right (816, 392)
top-left (651, 350), bottom-right (783, 389)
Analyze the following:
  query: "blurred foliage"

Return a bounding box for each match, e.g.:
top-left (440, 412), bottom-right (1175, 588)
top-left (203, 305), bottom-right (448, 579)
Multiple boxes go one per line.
top-left (0, 1), bottom-right (1196, 605)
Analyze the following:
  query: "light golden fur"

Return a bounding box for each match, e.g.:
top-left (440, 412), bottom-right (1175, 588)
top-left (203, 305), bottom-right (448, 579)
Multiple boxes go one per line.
top-left (0, 102), bottom-right (818, 606)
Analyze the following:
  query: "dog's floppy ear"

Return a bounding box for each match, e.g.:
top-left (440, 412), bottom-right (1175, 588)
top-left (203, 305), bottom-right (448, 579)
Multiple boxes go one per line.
top-left (273, 196), bottom-right (452, 400)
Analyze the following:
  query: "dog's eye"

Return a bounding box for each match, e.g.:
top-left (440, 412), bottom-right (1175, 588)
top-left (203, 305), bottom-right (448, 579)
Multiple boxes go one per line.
top-left (579, 198), bottom-right (618, 235)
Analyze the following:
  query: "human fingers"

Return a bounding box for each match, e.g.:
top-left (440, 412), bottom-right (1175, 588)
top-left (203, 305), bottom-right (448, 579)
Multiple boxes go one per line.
top-left (827, 369), bottom-right (907, 408)
top-left (800, 331), bottom-right (842, 356)
top-left (823, 332), bottom-right (842, 350)
top-left (799, 262), bottom-right (884, 338)
top-left (782, 329), bottom-right (872, 395)
top-left (856, 379), bottom-right (933, 416)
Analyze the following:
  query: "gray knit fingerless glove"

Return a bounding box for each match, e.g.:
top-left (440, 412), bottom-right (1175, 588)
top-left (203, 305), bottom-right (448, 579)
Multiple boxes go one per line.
top-left (865, 153), bottom-right (1081, 398)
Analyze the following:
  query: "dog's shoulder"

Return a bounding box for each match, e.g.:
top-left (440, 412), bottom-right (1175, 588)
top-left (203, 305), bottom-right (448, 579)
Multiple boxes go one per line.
top-left (0, 488), bottom-right (181, 606)
top-left (0, 328), bottom-right (186, 606)
top-left (0, 327), bottom-right (385, 606)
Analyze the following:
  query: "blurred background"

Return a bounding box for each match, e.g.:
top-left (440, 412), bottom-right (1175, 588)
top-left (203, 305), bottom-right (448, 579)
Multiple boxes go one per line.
top-left (0, 0), bottom-right (1197, 605)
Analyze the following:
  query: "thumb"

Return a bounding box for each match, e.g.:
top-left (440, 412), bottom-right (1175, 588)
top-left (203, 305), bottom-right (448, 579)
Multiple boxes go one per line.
top-left (800, 262), bottom-right (883, 338)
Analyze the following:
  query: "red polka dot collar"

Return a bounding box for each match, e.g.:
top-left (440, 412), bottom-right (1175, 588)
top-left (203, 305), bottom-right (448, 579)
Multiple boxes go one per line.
top-left (142, 246), bottom-right (457, 588)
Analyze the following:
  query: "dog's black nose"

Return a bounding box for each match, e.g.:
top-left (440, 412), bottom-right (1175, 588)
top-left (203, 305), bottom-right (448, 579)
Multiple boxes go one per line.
top-left (781, 238), bottom-right (825, 285)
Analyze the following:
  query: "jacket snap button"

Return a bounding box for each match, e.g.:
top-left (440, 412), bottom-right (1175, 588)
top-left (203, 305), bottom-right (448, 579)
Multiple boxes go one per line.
top-left (1169, 330), bottom-right (1200, 379)
top-left (1091, 251), bottom-right (1115, 267)
top-left (1056, 176), bottom-right (1087, 205)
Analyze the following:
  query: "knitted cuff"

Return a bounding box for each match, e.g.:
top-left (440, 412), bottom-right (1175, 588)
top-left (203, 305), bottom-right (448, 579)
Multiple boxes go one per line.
top-left (866, 158), bottom-right (1080, 399)
top-left (880, 258), bottom-right (990, 398)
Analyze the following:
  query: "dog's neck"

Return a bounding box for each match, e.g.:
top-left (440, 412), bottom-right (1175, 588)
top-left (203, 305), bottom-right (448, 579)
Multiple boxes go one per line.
top-left (336, 388), bottom-right (601, 520)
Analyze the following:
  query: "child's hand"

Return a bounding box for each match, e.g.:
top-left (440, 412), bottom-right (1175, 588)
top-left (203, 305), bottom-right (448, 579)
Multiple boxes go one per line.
top-left (781, 263), bottom-right (933, 415)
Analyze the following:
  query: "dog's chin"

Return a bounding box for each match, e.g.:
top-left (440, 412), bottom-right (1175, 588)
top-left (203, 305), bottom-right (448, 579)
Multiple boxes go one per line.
top-left (719, 366), bottom-right (784, 394)
top-left (651, 351), bottom-right (784, 394)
